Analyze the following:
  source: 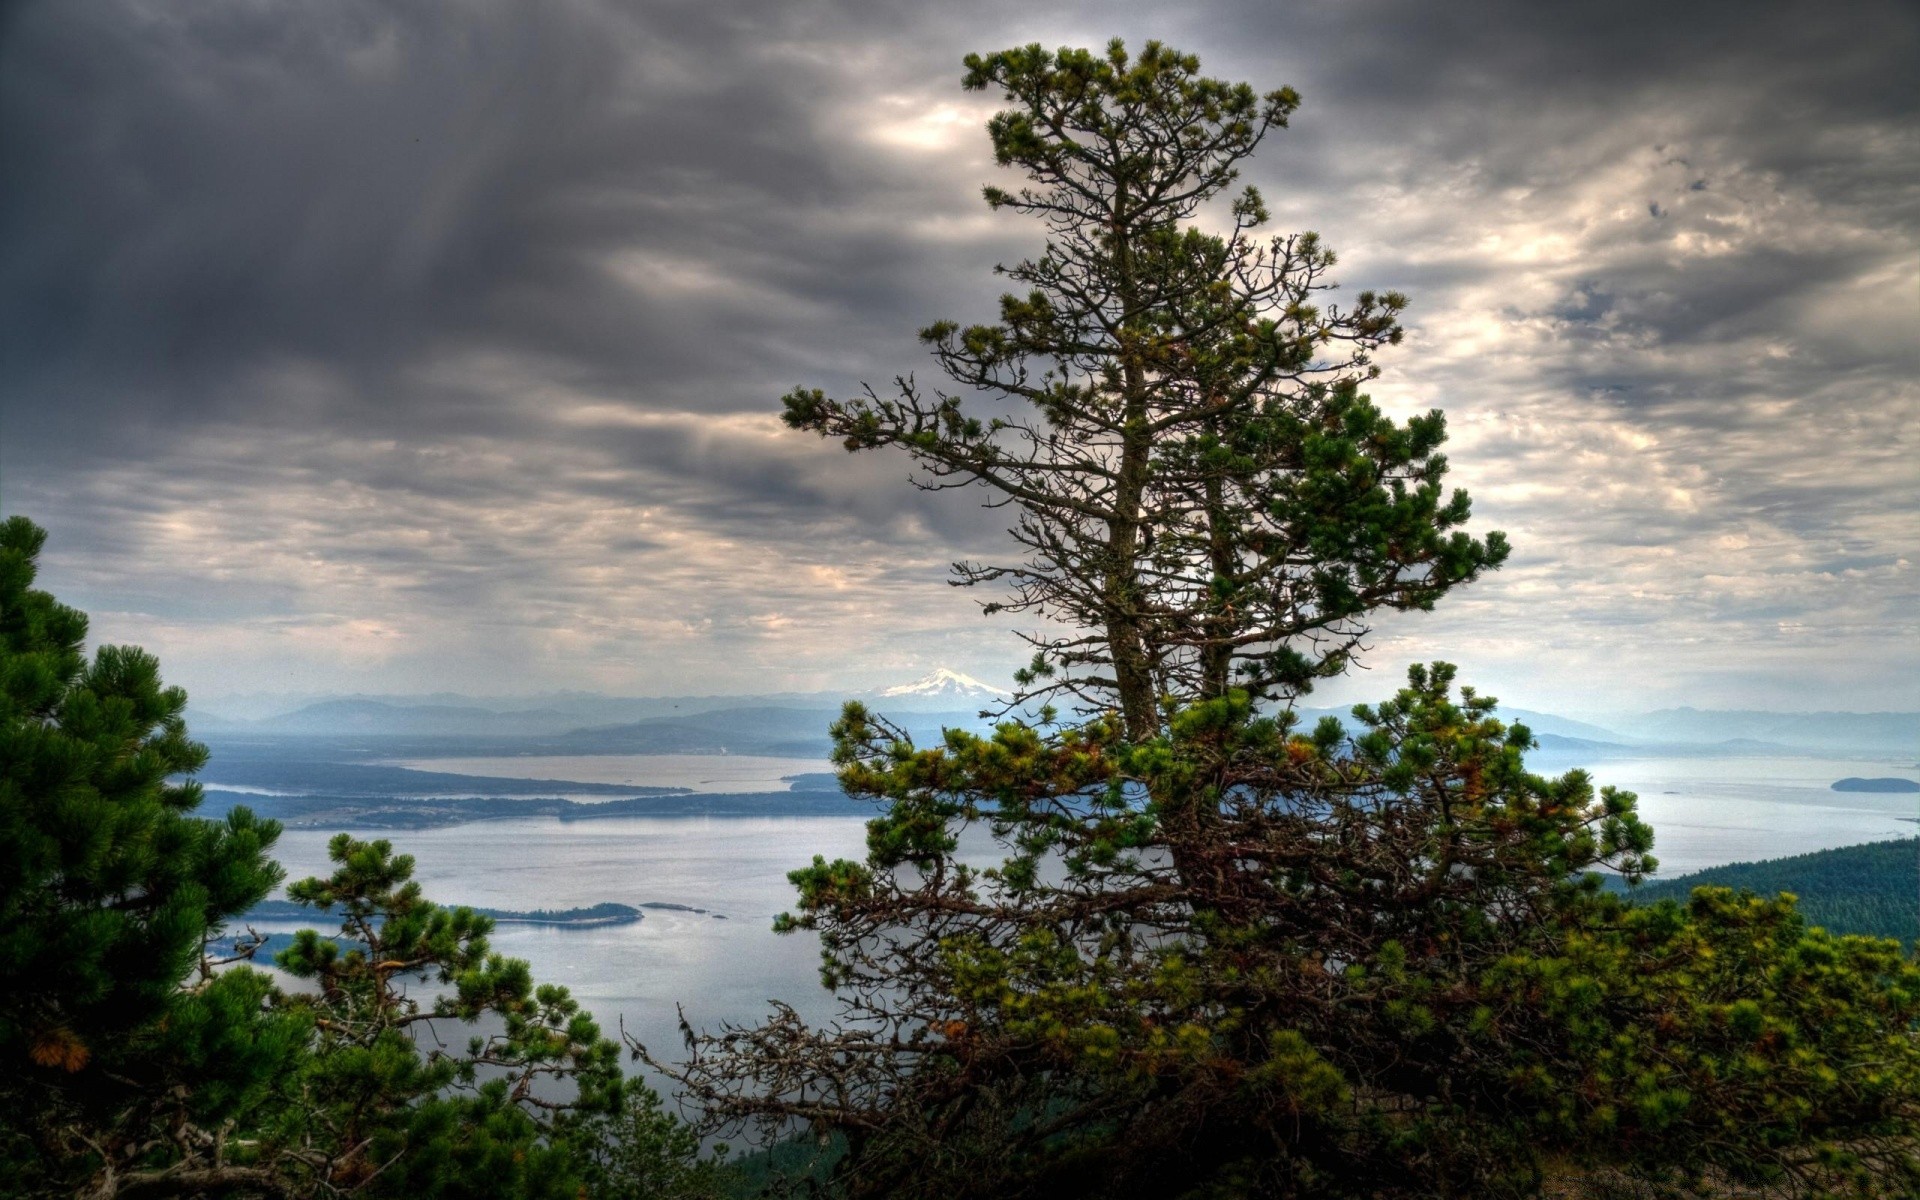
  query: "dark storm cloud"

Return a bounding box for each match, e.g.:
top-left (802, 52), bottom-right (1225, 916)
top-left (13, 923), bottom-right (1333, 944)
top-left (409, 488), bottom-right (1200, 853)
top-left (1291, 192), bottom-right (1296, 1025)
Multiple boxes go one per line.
top-left (3, 3), bottom-right (916, 417)
top-left (0, 0), bottom-right (1913, 705)
top-left (0, 0), bottom-right (1028, 630)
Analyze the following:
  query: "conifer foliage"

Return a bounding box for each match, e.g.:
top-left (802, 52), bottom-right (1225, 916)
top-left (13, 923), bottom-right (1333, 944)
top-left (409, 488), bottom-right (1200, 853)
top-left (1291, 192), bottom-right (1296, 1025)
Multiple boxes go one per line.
top-left (666, 41), bottom-right (1920, 1199)
top-left (1, 514), bottom-right (286, 1176)
top-left (0, 518), bottom-right (719, 1198)
top-left (784, 41), bottom-right (1506, 736)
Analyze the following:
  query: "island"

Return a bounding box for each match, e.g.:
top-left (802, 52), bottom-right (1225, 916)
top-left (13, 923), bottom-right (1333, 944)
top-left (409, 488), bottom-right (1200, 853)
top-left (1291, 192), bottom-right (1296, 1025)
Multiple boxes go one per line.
top-left (200, 787), bottom-right (870, 828)
top-left (1831, 777), bottom-right (1920, 793)
top-left (244, 899), bottom-right (645, 927)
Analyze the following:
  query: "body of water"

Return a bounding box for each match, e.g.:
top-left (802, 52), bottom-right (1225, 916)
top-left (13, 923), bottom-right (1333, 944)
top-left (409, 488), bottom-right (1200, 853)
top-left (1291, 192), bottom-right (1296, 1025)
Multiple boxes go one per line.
top-left (1555, 753), bottom-right (1918, 875)
top-left (259, 749), bottom-right (1918, 1090)
top-left (383, 753), bottom-right (834, 794)
top-left (266, 815), bottom-right (873, 1092)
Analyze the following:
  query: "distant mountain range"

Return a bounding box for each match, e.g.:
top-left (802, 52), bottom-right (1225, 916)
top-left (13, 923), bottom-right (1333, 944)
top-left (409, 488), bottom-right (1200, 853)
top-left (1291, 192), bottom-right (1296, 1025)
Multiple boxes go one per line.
top-left (189, 673), bottom-right (1021, 730)
top-left (539, 705), bottom-right (901, 757)
top-left (1602, 708), bottom-right (1918, 754)
top-left (193, 760), bottom-right (680, 798)
top-left (1286, 705), bottom-right (1631, 746)
top-left (186, 670), bottom-right (1918, 757)
top-left (193, 699), bottom-right (590, 737)
top-left (200, 787), bottom-right (868, 829)
top-left (195, 707), bottom-right (995, 761)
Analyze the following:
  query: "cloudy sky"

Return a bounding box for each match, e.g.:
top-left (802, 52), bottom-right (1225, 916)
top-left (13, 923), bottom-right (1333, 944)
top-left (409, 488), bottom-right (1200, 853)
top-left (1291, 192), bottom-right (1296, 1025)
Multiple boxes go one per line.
top-left (2, 0), bottom-right (1914, 716)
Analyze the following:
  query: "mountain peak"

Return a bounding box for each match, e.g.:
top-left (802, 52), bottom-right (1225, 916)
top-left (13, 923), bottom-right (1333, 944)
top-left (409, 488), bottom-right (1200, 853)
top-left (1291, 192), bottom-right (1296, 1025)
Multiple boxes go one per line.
top-left (879, 668), bottom-right (1009, 699)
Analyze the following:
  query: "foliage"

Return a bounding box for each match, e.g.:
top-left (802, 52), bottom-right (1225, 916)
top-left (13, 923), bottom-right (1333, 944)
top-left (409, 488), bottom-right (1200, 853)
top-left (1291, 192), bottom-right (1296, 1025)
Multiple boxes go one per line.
top-left (562, 1084), bottom-right (730, 1200)
top-left (0, 518), bottom-right (717, 1199)
top-left (0, 514), bottom-right (287, 1192)
top-left (1627, 839), bottom-right (1920, 945)
top-left (1499, 887), bottom-right (1920, 1196)
top-left (258, 832), bottom-right (626, 1198)
top-left (40, 831), bottom-right (725, 1199)
top-left (671, 681), bottom-right (1920, 1197)
top-left (782, 39), bottom-right (1505, 736)
top-left (662, 39), bottom-right (1920, 1200)
top-left (670, 667), bottom-right (1668, 1196)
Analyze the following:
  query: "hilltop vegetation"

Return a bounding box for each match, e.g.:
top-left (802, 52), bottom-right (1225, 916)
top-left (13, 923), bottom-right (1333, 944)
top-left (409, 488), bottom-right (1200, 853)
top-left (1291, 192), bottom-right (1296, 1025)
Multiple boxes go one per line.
top-left (656, 38), bottom-right (1920, 1200)
top-left (246, 898), bottom-right (648, 927)
top-left (1833, 777), bottom-right (1920, 793)
top-left (1630, 839), bottom-right (1920, 944)
top-left (0, 517), bottom-right (723, 1199)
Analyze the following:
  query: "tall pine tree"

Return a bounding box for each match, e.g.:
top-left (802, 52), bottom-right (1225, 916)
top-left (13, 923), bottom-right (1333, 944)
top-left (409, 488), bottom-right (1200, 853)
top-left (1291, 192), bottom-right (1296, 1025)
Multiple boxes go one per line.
top-left (665, 43), bottom-right (1920, 1199)
top-left (784, 40), bottom-right (1505, 735)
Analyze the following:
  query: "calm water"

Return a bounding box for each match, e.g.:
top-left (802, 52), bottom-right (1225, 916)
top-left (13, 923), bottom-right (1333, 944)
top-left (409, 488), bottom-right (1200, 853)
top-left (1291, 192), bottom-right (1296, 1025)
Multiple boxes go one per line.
top-left (383, 753), bottom-right (834, 794)
top-left (1568, 753), bottom-right (1917, 874)
top-left (261, 750), bottom-right (1918, 1084)
top-left (266, 815), bottom-right (872, 1091)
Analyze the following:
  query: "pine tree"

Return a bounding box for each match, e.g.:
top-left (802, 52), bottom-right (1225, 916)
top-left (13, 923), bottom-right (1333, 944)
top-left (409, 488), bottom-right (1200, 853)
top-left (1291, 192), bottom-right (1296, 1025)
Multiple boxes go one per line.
top-left (0, 518), bottom-right (723, 1198)
top-left (261, 834), bottom-right (632, 1199)
top-left (0, 514), bottom-right (285, 1186)
top-left (784, 40), bottom-right (1505, 736)
top-left (664, 44), bottom-right (1920, 1198)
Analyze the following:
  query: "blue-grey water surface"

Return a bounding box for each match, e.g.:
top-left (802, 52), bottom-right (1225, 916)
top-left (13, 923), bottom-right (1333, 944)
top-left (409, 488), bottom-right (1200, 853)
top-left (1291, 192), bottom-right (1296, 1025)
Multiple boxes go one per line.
top-left (261, 750), bottom-right (1919, 1088)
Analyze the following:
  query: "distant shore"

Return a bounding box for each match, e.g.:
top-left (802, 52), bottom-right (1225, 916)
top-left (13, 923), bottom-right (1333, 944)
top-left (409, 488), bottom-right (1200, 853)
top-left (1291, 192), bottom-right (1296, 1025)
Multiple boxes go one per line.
top-left (244, 898), bottom-right (652, 927)
top-left (204, 787), bottom-right (869, 829)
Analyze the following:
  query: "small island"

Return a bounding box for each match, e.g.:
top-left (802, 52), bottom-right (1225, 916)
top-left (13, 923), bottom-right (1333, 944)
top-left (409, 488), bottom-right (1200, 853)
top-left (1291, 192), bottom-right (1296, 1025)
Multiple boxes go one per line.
top-left (479, 902), bottom-right (644, 926)
top-left (1831, 777), bottom-right (1920, 793)
top-left (245, 899), bottom-right (645, 927)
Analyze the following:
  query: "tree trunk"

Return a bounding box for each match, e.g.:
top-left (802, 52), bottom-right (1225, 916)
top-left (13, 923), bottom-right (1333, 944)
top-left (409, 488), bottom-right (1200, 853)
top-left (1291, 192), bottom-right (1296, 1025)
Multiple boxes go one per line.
top-left (1106, 182), bottom-right (1159, 742)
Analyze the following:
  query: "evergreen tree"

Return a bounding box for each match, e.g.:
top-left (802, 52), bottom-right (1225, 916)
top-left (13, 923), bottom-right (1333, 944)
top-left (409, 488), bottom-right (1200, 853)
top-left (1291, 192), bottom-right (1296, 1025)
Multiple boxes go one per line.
top-left (783, 40), bottom-right (1505, 735)
top-left (663, 43), bottom-right (1920, 1199)
top-left (0, 514), bottom-right (286, 1188)
top-left (255, 834), bottom-right (635, 1198)
top-left (0, 517), bottom-right (721, 1198)
top-left (670, 667), bottom-right (1676, 1196)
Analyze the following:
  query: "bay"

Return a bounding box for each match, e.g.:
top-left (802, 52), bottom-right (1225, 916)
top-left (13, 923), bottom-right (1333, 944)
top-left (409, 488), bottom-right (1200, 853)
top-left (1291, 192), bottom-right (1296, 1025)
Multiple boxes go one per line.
top-left (257, 749), bottom-right (1919, 1089)
top-left (266, 815), bottom-right (872, 1092)
top-left (1567, 753), bottom-right (1918, 874)
top-left (382, 753), bottom-right (834, 795)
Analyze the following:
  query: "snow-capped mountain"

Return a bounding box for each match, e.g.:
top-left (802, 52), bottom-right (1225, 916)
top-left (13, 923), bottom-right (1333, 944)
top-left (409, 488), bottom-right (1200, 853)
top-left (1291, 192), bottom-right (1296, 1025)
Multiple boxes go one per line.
top-left (878, 668), bottom-right (1009, 700)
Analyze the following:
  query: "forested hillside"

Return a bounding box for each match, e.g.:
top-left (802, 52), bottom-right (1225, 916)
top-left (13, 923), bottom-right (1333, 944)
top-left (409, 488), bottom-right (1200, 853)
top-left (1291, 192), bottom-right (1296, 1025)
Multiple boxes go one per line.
top-left (1630, 839), bottom-right (1920, 944)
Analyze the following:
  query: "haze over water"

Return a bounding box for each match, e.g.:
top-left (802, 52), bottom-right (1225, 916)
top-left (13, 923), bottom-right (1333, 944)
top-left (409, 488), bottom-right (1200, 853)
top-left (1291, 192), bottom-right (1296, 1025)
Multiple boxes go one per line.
top-left (253, 749), bottom-right (1920, 1085)
top-left (383, 754), bottom-right (835, 795)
